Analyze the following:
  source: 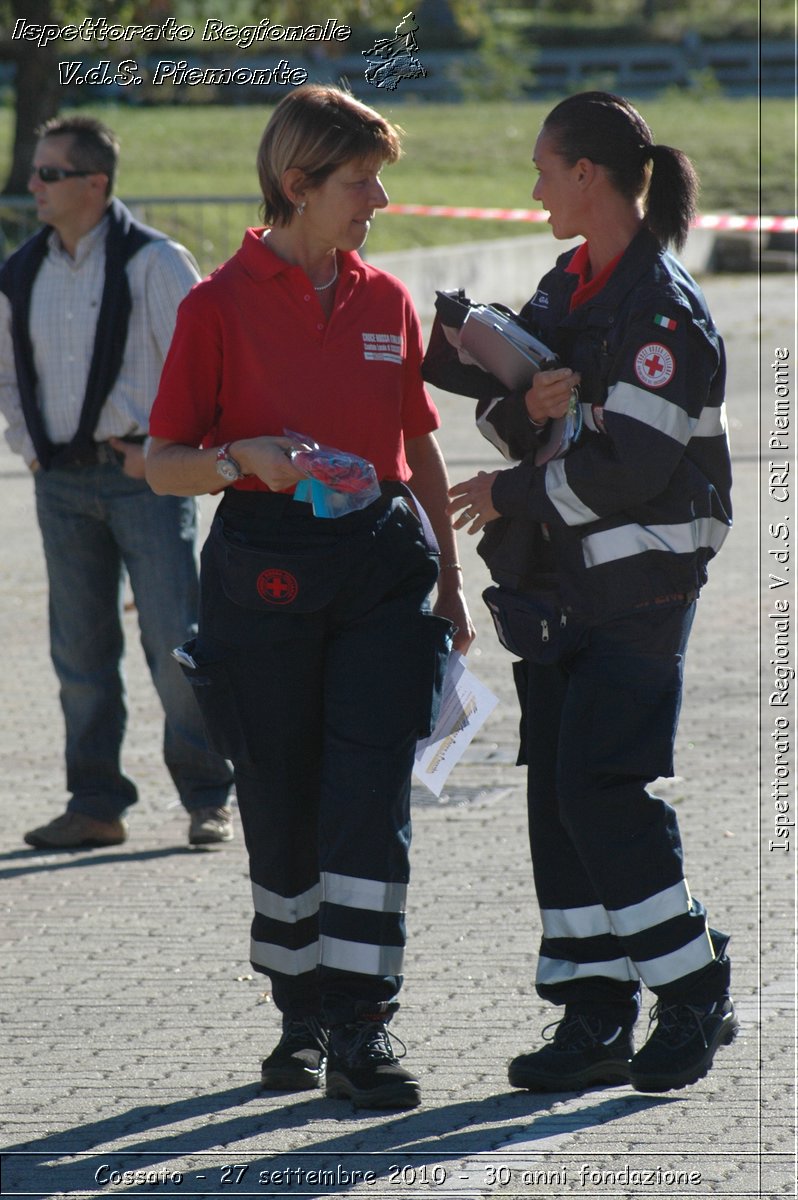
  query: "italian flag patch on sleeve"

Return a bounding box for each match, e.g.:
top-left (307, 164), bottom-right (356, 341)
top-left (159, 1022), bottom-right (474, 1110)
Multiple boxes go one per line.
top-left (653, 313), bottom-right (677, 331)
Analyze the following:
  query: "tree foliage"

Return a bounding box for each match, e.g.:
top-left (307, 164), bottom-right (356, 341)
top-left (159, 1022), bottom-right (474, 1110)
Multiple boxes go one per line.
top-left (0, 0), bottom-right (146, 193)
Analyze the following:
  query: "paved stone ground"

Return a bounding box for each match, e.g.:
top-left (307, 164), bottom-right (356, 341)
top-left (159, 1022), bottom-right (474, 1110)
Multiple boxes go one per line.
top-left (0, 275), bottom-right (793, 1199)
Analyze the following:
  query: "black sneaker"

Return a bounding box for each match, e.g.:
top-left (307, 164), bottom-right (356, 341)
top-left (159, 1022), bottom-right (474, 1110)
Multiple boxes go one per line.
top-left (325, 1003), bottom-right (421, 1110)
top-left (260, 1016), bottom-right (328, 1091)
top-left (630, 997), bottom-right (739, 1093)
top-left (508, 1011), bottom-right (634, 1092)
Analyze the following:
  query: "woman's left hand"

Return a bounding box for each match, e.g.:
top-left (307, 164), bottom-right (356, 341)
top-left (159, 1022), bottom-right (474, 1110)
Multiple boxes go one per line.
top-left (434, 586), bottom-right (476, 655)
top-left (234, 436), bottom-right (311, 491)
top-left (447, 470), bottom-right (502, 533)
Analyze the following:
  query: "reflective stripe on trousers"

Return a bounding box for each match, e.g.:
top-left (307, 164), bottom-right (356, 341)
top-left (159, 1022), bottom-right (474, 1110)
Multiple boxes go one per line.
top-left (517, 601), bottom-right (719, 1004)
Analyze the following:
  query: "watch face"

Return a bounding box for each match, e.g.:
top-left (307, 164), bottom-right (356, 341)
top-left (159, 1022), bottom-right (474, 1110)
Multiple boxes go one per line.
top-left (216, 457), bottom-right (240, 481)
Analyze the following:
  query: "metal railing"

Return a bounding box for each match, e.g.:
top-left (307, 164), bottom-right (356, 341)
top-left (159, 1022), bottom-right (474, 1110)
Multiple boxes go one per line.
top-left (0, 195), bottom-right (264, 274)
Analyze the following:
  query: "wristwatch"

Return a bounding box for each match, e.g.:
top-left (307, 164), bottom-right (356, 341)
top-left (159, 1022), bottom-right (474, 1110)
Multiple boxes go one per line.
top-left (215, 442), bottom-right (244, 482)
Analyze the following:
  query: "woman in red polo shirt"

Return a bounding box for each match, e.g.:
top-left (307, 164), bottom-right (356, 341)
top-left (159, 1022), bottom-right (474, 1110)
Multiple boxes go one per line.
top-left (146, 84), bottom-right (474, 1111)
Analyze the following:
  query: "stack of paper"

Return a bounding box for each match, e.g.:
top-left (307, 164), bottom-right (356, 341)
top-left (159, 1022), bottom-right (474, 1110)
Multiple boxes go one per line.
top-left (414, 653), bottom-right (499, 797)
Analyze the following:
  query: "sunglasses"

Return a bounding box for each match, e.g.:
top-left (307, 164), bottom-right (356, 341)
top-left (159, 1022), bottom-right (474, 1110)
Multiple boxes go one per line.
top-left (29, 166), bottom-right (95, 183)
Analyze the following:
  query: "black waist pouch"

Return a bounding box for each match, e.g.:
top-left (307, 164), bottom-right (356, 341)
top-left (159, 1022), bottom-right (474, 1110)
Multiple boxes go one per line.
top-left (209, 512), bottom-right (374, 614)
top-left (483, 584), bottom-right (586, 665)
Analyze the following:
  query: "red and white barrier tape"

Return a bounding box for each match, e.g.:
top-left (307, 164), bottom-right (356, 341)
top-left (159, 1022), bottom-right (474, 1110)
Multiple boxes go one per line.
top-left (385, 203), bottom-right (797, 233)
top-left (696, 214), bottom-right (796, 233)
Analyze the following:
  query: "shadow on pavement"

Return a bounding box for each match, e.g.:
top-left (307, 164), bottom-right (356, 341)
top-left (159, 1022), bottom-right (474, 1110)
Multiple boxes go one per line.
top-left (0, 845), bottom-right (198, 881)
top-left (2, 1085), bottom-right (676, 1195)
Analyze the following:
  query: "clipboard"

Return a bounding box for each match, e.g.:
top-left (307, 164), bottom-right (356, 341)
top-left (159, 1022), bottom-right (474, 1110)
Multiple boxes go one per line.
top-left (458, 305), bottom-right (560, 391)
top-left (431, 293), bottom-right (582, 464)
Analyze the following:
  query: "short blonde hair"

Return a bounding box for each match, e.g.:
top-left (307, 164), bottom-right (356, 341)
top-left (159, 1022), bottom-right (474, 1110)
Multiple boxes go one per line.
top-left (257, 84), bottom-right (402, 227)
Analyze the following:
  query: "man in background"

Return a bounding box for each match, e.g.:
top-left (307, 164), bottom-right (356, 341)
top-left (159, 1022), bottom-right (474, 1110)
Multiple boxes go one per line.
top-left (0, 115), bottom-right (234, 850)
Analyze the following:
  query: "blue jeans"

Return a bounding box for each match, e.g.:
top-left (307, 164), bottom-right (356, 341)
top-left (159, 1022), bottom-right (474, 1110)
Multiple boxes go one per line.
top-left (34, 462), bottom-right (233, 821)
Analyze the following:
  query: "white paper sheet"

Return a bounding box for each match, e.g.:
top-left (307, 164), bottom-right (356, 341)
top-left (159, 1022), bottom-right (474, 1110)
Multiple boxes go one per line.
top-left (413, 652), bottom-right (500, 797)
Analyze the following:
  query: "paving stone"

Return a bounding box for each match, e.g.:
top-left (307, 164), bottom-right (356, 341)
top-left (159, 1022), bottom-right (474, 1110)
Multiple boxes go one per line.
top-left (0, 274), bottom-right (792, 1197)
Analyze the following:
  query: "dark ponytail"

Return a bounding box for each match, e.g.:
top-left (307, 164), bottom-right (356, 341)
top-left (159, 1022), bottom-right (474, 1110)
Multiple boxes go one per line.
top-left (542, 91), bottom-right (698, 250)
top-left (644, 143), bottom-right (698, 251)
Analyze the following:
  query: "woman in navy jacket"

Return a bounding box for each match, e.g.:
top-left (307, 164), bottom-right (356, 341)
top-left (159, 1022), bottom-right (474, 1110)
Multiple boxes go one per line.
top-left (447, 91), bottom-right (736, 1095)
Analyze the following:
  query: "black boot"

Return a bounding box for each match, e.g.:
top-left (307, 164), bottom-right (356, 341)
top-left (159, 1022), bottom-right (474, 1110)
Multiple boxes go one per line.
top-left (325, 1001), bottom-right (421, 1110)
top-left (630, 997), bottom-right (738, 1092)
top-left (630, 928), bottom-right (739, 1092)
top-left (508, 1008), bottom-right (634, 1092)
top-left (260, 1015), bottom-right (328, 1091)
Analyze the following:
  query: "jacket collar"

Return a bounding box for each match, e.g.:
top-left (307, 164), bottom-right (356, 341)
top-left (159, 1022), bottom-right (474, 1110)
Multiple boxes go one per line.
top-left (556, 227), bottom-right (665, 324)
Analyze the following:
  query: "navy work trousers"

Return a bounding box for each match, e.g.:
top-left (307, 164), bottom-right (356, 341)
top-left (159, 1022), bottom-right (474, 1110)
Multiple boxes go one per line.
top-left (189, 490), bottom-right (452, 1026)
top-left (517, 600), bottom-right (729, 1019)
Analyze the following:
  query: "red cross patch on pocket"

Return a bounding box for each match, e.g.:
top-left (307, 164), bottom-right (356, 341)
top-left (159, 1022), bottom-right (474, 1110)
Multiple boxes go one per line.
top-left (257, 569), bottom-right (299, 605)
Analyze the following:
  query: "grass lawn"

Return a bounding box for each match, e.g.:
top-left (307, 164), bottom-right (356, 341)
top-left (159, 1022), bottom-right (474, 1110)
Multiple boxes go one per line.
top-left (0, 95), bottom-right (790, 264)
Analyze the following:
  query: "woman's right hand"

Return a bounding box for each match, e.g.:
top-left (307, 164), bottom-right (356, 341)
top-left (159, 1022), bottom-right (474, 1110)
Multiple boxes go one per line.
top-left (232, 436), bottom-right (311, 491)
top-left (525, 366), bottom-right (580, 426)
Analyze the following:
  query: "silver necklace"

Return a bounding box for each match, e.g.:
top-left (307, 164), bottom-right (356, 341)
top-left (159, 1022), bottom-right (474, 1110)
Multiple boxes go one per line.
top-left (313, 255), bottom-right (338, 292)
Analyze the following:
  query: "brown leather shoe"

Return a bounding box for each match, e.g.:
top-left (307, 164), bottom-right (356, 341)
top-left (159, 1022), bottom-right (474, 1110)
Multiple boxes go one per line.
top-left (23, 811), bottom-right (128, 849)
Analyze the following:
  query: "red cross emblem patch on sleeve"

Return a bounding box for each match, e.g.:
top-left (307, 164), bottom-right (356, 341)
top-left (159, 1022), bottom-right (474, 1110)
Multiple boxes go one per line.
top-left (634, 342), bottom-right (676, 388)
